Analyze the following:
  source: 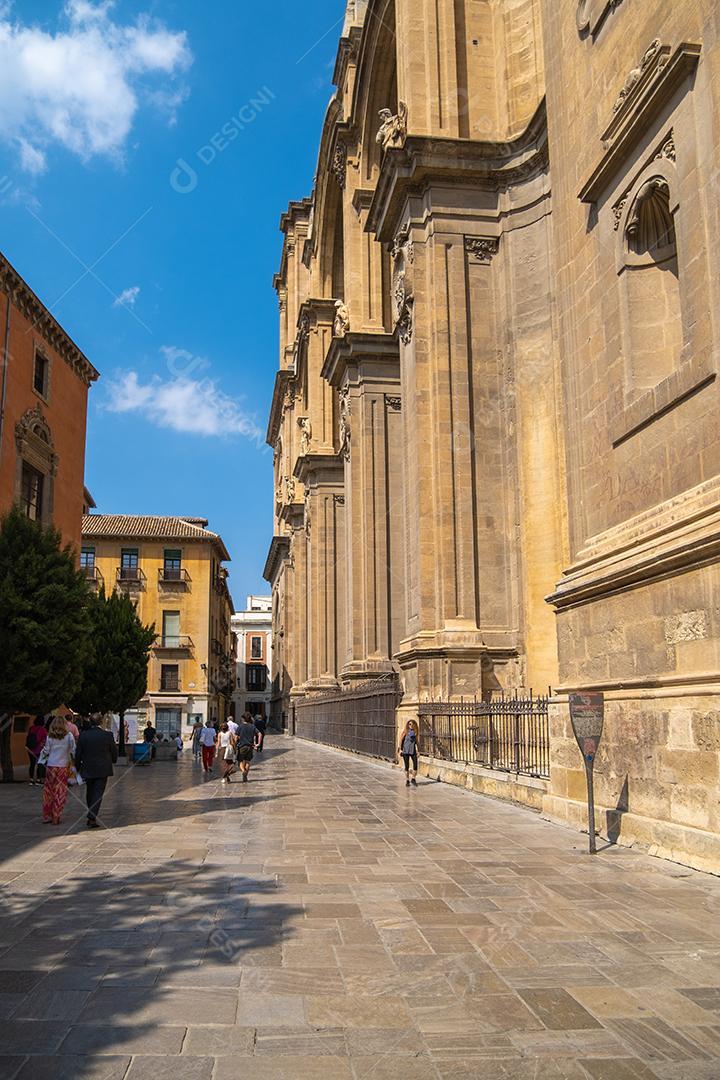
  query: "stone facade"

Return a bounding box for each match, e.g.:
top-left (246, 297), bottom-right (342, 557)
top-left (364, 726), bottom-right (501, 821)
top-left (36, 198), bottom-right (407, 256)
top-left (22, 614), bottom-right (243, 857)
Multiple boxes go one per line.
top-left (265, 0), bottom-right (720, 871)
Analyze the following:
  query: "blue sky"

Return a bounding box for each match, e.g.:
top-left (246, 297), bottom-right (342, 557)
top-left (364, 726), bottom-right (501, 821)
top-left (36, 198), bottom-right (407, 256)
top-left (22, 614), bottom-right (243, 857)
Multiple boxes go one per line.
top-left (0, 0), bottom-right (344, 606)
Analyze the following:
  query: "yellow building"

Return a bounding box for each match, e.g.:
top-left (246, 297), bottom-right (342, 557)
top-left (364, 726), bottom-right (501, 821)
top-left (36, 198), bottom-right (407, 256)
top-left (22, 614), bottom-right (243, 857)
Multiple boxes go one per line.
top-left (81, 515), bottom-right (235, 738)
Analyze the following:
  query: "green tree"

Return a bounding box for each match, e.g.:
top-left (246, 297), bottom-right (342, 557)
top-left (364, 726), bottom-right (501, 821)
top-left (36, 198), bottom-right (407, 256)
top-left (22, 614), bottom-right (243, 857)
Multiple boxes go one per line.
top-left (72, 588), bottom-right (155, 755)
top-left (0, 506), bottom-right (92, 782)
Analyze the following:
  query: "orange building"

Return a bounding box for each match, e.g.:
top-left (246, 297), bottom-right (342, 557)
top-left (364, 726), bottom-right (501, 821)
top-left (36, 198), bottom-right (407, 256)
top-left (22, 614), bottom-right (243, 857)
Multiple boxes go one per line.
top-left (0, 251), bottom-right (99, 550)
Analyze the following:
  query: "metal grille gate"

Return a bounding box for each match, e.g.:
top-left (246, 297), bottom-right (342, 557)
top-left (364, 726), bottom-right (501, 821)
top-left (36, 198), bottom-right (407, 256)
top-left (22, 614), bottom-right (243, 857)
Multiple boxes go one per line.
top-left (418, 691), bottom-right (550, 779)
top-left (293, 679), bottom-right (401, 761)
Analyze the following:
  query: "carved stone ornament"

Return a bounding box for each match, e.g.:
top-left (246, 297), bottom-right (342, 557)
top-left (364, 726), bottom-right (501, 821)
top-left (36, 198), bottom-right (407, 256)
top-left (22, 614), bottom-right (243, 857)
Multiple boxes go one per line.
top-left (613, 40), bottom-right (664, 116)
top-left (298, 312), bottom-right (311, 341)
top-left (394, 271), bottom-right (414, 346)
top-left (464, 237), bottom-right (500, 264)
top-left (333, 300), bottom-right (351, 339)
top-left (657, 133), bottom-right (676, 163)
top-left (286, 476), bottom-right (296, 503)
top-left (304, 492), bottom-right (311, 537)
top-left (385, 396), bottom-right (401, 412)
top-left (298, 416), bottom-right (312, 456)
top-left (577, 0), bottom-right (625, 39)
top-left (339, 385), bottom-right (351, 461)
top-left (376, 102), bottom-right (408, 151)
top-left (331, 142), bottom-right (347, 189)
top-left (333, 494), bottom-right (346, 506)
top-left (15, 405), bottom-right (59, 477)
top-left (391, 223), bottom-right (413, 265)
top-left (612, 133), bottom-right (675, 232)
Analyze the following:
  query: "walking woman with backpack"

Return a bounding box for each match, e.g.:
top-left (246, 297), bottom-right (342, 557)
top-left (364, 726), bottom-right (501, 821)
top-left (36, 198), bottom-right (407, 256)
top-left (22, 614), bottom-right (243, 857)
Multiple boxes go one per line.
top-left (398, 719), bottom-right (420, 786)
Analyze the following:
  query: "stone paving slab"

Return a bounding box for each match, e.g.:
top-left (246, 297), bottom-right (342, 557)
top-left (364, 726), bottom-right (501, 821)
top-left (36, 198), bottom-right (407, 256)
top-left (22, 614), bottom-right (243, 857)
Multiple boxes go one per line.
top-left (0, 737), bottom-right (719, 1079)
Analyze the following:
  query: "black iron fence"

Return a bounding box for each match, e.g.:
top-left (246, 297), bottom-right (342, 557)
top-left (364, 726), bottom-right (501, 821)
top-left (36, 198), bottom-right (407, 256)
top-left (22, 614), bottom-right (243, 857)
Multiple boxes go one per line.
top-left (293, 678), bottom-right (400, 761)
top-left (418, 691), bottom-right (550, 779)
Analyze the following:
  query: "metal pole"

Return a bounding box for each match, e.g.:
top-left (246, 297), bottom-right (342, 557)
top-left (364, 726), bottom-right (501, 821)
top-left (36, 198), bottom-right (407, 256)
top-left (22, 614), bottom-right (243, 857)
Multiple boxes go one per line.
top-left (585, 759), bottom-right (597, 854)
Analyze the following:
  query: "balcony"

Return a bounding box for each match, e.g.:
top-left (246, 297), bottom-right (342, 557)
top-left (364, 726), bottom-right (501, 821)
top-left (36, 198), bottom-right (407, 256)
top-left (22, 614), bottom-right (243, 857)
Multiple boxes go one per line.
top-left (116, 566), bottom-right (146, 589)
top-left (153, 635), bottom-right (194, 652)
top-left (83, 565), bottom-right (104, 590)
top-left (158, 567), bottom-right (191, 587)
top-left (211, 637), bottom-right (223, 656)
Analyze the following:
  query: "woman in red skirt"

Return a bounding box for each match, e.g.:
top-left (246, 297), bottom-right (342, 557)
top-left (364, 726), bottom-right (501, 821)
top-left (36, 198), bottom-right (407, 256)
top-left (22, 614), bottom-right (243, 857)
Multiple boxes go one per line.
top-left (40, 715), bottom-right (76, 824)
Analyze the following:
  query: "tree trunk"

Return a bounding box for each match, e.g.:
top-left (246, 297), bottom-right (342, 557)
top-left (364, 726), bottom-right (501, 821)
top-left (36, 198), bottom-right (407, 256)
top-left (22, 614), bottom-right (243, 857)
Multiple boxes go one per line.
top-left (0, 712), bottom-right (15, 783)
top-left (118, 710), bottom-right (126, 757)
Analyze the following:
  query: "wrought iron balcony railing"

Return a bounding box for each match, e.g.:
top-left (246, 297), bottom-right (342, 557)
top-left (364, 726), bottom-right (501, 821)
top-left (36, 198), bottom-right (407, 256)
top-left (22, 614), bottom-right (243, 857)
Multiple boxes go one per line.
top-left (153, 635), bottom-right (194, 650)
top-left (116, 566), bottom-right (146, 587)
top-left (158, 567), bottom-right (191, 585)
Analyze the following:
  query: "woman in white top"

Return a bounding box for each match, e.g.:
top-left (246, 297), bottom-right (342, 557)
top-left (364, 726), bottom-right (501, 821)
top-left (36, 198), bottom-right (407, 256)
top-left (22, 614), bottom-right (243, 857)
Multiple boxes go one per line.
top-left (40, 715), bottom-right (76, 824)
top-left (218, 722), bottom-right (237, 784)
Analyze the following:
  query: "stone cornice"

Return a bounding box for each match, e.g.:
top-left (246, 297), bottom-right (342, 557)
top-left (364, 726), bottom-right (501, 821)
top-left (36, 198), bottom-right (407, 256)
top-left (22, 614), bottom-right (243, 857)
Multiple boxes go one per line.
top-left (293, 450), bottom-right (344, 486)
top-left (299, 297), bottom-right (338, 327)
top-left (366, 99), bottom-right (548, 242)
top-left (547, 476), bottom-right (720, 610)
top-left (321, 331), bottom-right (398, 387)
top-left (263, 535), bottom-right (290, 584)
top-left (266, 369), bottom-right (293, 448)
top-left (0, 253), bottom-right (99, 387)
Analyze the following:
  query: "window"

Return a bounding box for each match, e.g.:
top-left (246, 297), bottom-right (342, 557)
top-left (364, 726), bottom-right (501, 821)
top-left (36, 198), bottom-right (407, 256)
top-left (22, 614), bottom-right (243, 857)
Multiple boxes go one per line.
top-left (155, 706), bottom-right (182, 738)
top-left (160, 665), bottom-right (179, 692)
top-left (33, 352), bottom-right (49, 398)
top-left (163, 548), bottom-right (182, 581)
top-left (80, 547), bottom-right (95, 577)
top-left (251, 635), bottom-right (263, 660)
top-left (20, 462), bottom-right (44, 521)
top-left (246, 664), bottom-right (267, 692)
top-left (162, 611), bottom-right (181, 647)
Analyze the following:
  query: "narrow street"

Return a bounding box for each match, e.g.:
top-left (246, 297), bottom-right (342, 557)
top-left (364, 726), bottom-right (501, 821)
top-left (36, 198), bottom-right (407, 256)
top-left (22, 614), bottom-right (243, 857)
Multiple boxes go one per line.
top-left (0, 737), bottom-right (719, 1080)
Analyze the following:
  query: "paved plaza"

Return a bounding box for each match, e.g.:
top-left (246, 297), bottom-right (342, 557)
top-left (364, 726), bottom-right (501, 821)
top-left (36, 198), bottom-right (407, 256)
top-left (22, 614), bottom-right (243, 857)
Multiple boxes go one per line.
top-left (0, 738), bottom-right (719, 1079)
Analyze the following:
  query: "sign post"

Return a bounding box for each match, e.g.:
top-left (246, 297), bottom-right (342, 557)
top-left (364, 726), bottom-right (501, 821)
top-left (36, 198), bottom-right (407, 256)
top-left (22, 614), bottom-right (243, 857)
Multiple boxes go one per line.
top-left (568, 692), bottom-right (605, 855)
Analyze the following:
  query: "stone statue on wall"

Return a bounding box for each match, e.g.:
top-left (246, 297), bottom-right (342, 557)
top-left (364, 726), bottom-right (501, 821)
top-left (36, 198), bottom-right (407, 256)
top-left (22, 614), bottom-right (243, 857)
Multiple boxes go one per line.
top-left (333, 300), bottom-right (351, 339)
top-left (339, 385), bottom-right (351, 461)
top-left (286, 476), bottom-right (296, 503)
top-left (298, 416), bottom-right (312, 455)
top-left (376, 102), bottom-right (408, 151)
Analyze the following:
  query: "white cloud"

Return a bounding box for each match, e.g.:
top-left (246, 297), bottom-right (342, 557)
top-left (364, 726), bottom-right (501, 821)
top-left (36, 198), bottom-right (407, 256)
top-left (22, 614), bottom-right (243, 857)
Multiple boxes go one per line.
top-left (114, 285), bottom-right (140, 308)
top-left (17, 137), bottom-right (46, 175)
top-left (104, 370), bottom-right (263, 442)
top-left (0, 1), bottom-right (191, 171)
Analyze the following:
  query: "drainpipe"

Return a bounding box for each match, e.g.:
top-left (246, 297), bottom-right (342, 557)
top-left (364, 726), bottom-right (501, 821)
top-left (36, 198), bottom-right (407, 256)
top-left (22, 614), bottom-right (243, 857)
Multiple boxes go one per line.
top-left (0, 290), bottom-right (10, 468)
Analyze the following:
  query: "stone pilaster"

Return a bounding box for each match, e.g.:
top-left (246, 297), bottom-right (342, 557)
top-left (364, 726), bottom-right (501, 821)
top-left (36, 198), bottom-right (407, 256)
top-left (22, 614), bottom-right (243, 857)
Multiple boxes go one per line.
top-left (323, 333), bottom-right (402, 685)
top-left (295, 453), bottom-right (346, 689)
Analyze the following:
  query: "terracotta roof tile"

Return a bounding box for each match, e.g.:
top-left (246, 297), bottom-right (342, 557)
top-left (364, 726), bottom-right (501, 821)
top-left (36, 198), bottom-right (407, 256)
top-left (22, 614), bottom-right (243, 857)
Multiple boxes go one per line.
top-left (81, 515), bottom-right (230, 560)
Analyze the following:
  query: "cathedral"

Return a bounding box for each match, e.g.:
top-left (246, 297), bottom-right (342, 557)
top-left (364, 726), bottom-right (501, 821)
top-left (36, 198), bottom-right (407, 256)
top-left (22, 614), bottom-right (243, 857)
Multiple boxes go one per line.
top-left (265, 0), bottom-right (720, 872)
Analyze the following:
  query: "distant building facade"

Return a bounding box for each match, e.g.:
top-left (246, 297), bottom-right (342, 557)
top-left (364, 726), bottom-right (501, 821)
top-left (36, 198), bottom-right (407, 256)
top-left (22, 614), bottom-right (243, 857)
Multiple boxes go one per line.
top-left (81, 515), bottom-right (235, 737)
top-left (232, 596), bottom-right (272, 722)
top-left (266, 0), bottom-right (720, 872)
top-left (0, 250), bottom-right (99, 549)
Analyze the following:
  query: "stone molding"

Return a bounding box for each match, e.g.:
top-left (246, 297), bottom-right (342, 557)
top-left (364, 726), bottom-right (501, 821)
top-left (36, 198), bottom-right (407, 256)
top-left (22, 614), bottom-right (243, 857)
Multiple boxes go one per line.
top-left (262, 535), bottom-right (291, 584)
top-left (331, 141), bottom-right (347, 189)
top-left (547, 475), bottom-right (720, 610)
top-left (579, 42), bottom-right (701, 204)
top-left (385, 395), bottom-right (401, 411)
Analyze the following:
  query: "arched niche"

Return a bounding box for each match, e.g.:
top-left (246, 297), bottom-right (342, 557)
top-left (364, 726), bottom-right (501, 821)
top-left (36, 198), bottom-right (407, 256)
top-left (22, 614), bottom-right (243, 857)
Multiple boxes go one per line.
top-left (355, 0), bottom-right (398, 184)
top-left (617, 158), bottom-right (682, 394)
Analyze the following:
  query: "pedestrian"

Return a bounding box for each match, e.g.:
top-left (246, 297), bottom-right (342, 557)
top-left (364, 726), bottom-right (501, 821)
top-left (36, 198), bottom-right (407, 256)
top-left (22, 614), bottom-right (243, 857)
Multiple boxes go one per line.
top-left (25, 716), bottom-right (47, 786)
top-left (175, 732), bottom-right (184, 752)
top-left (143, 720), bottom-right (158, 761)
top-left (74, 716), bottom-right (118, 829)
top-left (63, 712), bottom-right (80, 741)
top-left (199, 719), bottom-right (218, 772)
top-left (227, 715), bottom-right (239, 737)
top-left (253, 712), bottom-right (267, 753)
top-left (38, 715), bottom-right (76, 824)
top-left (218, 722), bottom-right (237, 784)
top-left (235, 712), bottom-right (259, 783)
top-left (191, 719), bottom-right (203, 762)
top-left (398, 719), bottom-right (419, 786)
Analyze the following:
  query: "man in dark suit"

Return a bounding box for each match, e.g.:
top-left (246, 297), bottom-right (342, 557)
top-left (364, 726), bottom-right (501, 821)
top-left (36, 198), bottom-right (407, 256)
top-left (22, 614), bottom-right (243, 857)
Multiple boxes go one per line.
top-left (75, 718), bottom-right (118, 828)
